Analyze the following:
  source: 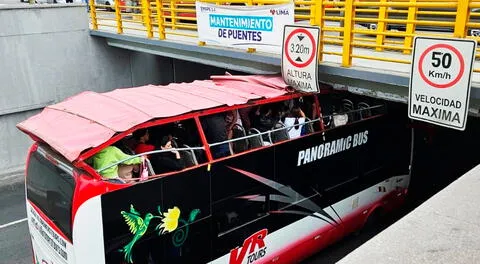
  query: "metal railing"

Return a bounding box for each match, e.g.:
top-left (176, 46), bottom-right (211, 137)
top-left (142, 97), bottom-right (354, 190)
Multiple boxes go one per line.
top-left (89, 0), bottom-right (480, 71)
top-left (95, 103), bottom-right (384, 178)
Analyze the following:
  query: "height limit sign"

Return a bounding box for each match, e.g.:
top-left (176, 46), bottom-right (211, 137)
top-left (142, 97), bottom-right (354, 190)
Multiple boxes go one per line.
top-left (282, 25), bottom-right (320, 93)
top-left (409, 37), bottom-right (476, 131)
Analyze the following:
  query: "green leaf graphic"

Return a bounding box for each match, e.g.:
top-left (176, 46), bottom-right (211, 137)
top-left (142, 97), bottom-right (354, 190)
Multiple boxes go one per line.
top-left (188, 209), bottom-right (200, 223)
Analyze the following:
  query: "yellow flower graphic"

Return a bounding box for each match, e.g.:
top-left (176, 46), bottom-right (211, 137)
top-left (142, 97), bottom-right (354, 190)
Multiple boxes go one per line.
top-left (159, 206), bottom-right (180, 233)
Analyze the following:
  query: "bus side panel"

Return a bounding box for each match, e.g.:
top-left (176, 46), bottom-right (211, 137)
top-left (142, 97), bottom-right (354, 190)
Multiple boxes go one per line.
top-left (207, 178), bottom-right (403, 264)
top-left (271, 120), bottom-right (367, 261)
top-left (275, 115), bottom-right (409, 260)
top-left (209, 146), bottom-right (284, 264)
top-left (160, 169), bottom-right (213, 263)
top-left (273, 115), bottom-right (410, 261)
top-left (72, 195), bottom-right (106, 264)
top-left (256, 177), bottom-right (404, 264)
top-left (208, 115), bottom-right (411, 263)
top-left (27, 202), bottom-right (74, 264)
top-left (207, 127), bottom-right (354, 263)
top-left (355, 111), bottom-right (411, 222)
top-left (100, 166), bottom-right (212, 263)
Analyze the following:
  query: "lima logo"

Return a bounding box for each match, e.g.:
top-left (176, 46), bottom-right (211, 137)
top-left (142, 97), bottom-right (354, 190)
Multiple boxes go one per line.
top-left (270, 9), bottom-right (289, 15)
top-left (229, 229), bottom-right (268, 264)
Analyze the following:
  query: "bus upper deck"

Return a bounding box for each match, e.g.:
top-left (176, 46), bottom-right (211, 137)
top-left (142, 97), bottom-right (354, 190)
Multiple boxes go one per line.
top-left (18, 75), bottom-right (386, 184)
top-left (17, 74), bottom-right (411, 264)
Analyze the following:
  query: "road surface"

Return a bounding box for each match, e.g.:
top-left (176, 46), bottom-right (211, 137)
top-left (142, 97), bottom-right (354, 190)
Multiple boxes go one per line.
top-left (0, 183), bottom-right (30, 264)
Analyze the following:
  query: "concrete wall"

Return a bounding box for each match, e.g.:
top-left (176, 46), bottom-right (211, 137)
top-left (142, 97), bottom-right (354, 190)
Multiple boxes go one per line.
top-left (0, 5), bottom-right (174, 184)
top-left (172, 59), bottom-right (243, 82)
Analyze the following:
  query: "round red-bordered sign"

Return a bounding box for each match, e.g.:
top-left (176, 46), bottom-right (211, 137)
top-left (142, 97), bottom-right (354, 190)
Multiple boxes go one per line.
top-left (284, 28), bottom-right (316, 68)
top-left (418, 43), bottom-right (465, 89)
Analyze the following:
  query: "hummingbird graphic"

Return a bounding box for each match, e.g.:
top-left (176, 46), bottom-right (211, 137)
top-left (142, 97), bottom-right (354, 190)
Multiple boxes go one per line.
top-left (120, 205), bottom-right (158, 263)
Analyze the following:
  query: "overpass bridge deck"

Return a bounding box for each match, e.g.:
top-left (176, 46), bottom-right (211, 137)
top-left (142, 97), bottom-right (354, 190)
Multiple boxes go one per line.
top-left (91, 26), bottom-right (480, 115)
top-left (88, 0), bottom-right (480, 115)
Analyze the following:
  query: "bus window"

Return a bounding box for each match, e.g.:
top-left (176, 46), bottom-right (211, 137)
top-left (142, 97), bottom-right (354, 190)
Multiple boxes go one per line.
top-left (132, 118), bottom-right (206, 175)
top-left (318, 93), bottom-right (348, 128)
top-left (26, 147), bottom-right (75, 240)
top-left (249, 96), bottom-right (319, 145)
top-left (200, 104), bottom-right (283, 158)
top-left (201, 96), bottom-right (323, 159)
top-left (86, 119), bottom-right (207, 182)
top-left (85, 145), bottom-right (143, 183)
top-left (318, 93), bottom-right (386, 129)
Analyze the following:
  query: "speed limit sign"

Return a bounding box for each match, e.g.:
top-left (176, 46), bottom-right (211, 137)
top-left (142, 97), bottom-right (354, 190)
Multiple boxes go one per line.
top-left (408, 37), bottom-right (476, 131)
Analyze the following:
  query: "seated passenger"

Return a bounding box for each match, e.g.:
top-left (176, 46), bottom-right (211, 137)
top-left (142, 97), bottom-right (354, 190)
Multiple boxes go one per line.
top-left (333, 113), bottom-right (348, 127)
top-left (117, 164), bottom-right (135, 183)
top-left (87, 145), bottom-right (144, 181)
top-left (285, 105), bottom-right (307, 139)
top-left (238, 107), bottom-right (253, 131)
top-left (133, 128), bottom-right (155, 155)
top-left (151, 136), bottom-right (185, 174)
top-left (252, 106), bottom-right (277, 142)
top-left (330, 105), bottom-right (348, 127)
top-left (295, 96), bottom-right (316, 120)
top-left (225, 110), bottom-right (243, 139)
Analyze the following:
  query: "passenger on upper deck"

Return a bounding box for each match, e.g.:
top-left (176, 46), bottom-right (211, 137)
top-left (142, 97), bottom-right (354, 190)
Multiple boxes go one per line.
top-left (298, 96), bottom-right (317, 120)
top-left (252, 105), bottom-right (278, 141)
top-left (133, 128), bottom-right (155, 156)
top-left (284, 104), bottom-right (307, 139)
top-left (201, 113), bottom-right (230, 159)
top-left (151, 136), bottom-right (185, 174)
top-left (238, 107), bottom-right (253, 131)
top-left (225, 110), bottom-right (244, 139)
top-left (87, 145), bottom-right (144, 181)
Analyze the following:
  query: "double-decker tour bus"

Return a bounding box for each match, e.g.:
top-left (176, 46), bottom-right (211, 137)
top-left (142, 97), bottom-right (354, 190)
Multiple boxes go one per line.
top-left (18, 74), bottom-right (411, 264)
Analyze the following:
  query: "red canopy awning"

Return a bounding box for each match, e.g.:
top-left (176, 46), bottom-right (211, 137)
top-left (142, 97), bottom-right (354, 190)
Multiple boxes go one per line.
top-left (17, 75), bottom-right (291, 162)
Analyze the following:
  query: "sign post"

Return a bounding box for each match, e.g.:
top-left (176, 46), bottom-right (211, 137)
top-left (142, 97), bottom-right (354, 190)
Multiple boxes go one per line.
top-left (408, 37), bottom-right (476, 131)
top-left (281, 25), bottom-right (320, 93)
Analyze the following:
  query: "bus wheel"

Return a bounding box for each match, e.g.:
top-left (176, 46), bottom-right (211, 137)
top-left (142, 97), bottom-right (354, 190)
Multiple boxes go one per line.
top-left (356, 208), bottom-right (385, 236)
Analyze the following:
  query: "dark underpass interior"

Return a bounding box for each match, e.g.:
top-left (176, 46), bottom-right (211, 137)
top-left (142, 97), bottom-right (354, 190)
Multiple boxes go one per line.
top-left (306, 102), bottom-right (480, 263)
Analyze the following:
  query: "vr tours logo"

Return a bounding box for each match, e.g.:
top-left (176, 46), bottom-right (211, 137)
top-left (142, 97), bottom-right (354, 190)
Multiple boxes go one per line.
top-left (229, 229), bottom-right (268, 264)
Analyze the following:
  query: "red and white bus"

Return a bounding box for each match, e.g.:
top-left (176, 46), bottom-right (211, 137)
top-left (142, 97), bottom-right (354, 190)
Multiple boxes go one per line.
top-left (18, 75), bottom-right (411, 264)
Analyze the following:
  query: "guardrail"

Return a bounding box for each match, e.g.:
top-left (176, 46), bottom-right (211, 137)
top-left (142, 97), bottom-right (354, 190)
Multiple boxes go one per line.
top-left (89, 0), bottom-right (480, 71)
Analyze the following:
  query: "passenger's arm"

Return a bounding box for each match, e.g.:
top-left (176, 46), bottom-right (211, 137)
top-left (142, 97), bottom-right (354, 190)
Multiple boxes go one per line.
top-left (169, 148), bottom-right (181, 160)
top-left (299, 108), bottom-right (306, 118)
